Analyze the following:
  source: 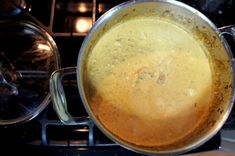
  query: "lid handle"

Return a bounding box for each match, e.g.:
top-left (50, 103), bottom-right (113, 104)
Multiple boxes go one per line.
top-left (0, 51), bottom-right (20, 95)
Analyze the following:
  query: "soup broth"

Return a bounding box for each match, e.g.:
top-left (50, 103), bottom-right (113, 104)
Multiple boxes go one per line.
top-left (85, 17), bottom-right (213, 148)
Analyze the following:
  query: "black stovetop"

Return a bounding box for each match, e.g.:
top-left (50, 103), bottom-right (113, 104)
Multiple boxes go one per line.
top-left (0, 0), bottom-right (235, 155)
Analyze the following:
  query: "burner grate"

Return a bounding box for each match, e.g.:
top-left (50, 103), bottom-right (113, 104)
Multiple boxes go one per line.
top-left (33, 78), bottom-right (118, 147)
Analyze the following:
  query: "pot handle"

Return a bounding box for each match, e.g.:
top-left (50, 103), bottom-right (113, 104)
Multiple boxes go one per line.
top-left (219, 25), bottom-right (235, 69)
top-left (50, 67), bottom-right (91, 125)
top-left (219, 25), bottom-right (235, 40)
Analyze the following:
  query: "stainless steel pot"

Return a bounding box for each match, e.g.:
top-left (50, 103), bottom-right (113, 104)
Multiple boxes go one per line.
top-left (50, 0), bottom-right (235, 155)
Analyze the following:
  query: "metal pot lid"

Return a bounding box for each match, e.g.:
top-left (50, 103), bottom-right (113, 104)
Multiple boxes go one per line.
top-left (0, 20), bottom-right (60, 125)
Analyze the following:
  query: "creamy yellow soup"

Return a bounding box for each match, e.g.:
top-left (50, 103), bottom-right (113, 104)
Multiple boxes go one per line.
top-left (85, 17), bottom-right (213, 147)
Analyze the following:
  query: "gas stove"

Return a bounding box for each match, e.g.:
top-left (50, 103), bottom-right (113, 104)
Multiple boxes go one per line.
top-left (0, 0), bottom-right (235, 155)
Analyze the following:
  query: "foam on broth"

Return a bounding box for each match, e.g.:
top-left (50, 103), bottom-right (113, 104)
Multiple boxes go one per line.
top-left (85, 17), bottom-right (213, 147)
